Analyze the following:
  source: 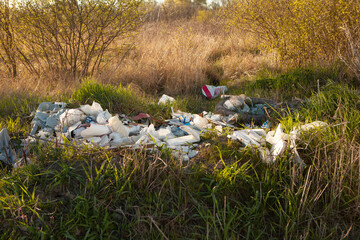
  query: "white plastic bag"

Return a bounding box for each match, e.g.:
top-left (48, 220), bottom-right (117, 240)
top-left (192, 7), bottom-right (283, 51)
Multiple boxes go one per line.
top-left (59, 109), bottom-right (86, 127)
top-left (80, 101), bottom-right (103, 116)
top-left (193, 115), bottom-right (209, 129)
top-left (96, 110), bottom-right (112, 124)
top-left (158, 94), bottom-right (175, 104)
top-left (108, 116), bottom-right (128, 138)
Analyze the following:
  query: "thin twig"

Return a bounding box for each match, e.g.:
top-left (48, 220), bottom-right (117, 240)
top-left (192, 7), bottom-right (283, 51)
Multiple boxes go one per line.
top-left (148, 216), bottom-right (169, 240)
top-left (3, 146), bottom-right (11, 165)
top-left (113, 42), bottom-right (135, 73)
top-left (264, 106), bottom-right (271, 120)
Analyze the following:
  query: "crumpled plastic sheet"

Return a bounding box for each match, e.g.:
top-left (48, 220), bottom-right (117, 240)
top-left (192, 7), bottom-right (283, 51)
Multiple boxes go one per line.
top-left (0, 128), bottom-right (16, 166)
top-left (228, 121), bottom-right (328, 164)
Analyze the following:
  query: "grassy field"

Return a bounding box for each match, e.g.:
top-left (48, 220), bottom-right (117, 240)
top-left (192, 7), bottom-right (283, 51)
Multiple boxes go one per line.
top-left (1, 15), bottom-right (360, 240)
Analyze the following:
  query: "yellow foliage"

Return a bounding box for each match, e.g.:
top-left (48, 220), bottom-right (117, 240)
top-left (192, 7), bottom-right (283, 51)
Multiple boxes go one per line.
top-left (196, 9), bottom-right (213, 22)
top-left (223, 0), bottom-right (360, 65)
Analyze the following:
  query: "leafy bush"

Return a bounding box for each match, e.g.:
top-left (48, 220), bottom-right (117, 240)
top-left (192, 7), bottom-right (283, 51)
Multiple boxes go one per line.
top-left (224, 0), bottom-right (360, 66)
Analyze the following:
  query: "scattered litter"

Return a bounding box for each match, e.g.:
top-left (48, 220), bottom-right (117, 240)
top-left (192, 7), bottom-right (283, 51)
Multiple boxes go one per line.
top-left (158, 94), bottom-right (175, 104)
top-left (299, 121), bottom-right (328, 132)
top-left (261, 120), bottom-right (271, 129)
top-left (193, 114), bottom-right (210, 129)
top-left (80, 124), bottom-right (112, 139)
top-left (166, 125), bottom-right (200, 146)
top-left (202, 85), bottom-right (228, 99)
top-left (171, 145), bottom-right (199, 161)
top-left (228, 121), bottom-right (328, 164)
top-left (223, 94), bottom-right (246, 110)
top-left (59, 109), bottom-right (86, 128)
top-left (215, 125), bottom-right (223, 134)
top-left (96, 110), bottom-right (112, 124)
top-left (228, 129), bottom-right (266, 147)
top-left (215, 95), bottom-right (277, 125)
top-left (25, 101), bottom-right (212, 163)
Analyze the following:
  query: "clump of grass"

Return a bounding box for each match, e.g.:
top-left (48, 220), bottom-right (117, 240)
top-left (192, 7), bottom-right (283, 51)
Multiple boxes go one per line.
top-left (71, 78), bottom-right (143, 114)
top-left (0, 94), bottom-right (53, 119)
top-left (71, 78), bottom-right (219, 120)
top-left (230, 67), bottom-right (340, 101)
top-left (300, 83), bottom-right (360, 139)
top-left (0, 94), bottom-right (57, 136)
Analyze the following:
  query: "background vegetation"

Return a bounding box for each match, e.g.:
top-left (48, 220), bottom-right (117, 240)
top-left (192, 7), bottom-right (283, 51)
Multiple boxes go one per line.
top-left (1, 0), bottom-right (360, 239)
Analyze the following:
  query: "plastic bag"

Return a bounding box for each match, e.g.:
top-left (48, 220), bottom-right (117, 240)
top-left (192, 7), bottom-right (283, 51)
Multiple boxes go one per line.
top-left (108, 116), bottom-right (128, 138)
top-left (193, 115), bottom-right (209, 129)
top-left (202, 85), bottom-right (228, 99)
top-left (80, 101), bottom-right (103, 116)
top-left (158, 94), bottom-right (175, 104)
top-left (166, 126), bottom-right (200, 146)
top-left (96, 110), bottom-right (112, 124)
top-left (0, 128), bottom-right (16, 165)
top-left (59, 109), bottom-right (86, 127)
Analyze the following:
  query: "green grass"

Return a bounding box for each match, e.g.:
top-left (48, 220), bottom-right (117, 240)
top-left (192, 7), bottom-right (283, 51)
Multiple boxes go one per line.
top-left (0, 94), bottom-right (59, 137)
top-left (229, 68), bottom-right (340, 101)
top-left (70, 78), bottom-right (217, 121)
top-left (1, 70), bottom-right (360, 239)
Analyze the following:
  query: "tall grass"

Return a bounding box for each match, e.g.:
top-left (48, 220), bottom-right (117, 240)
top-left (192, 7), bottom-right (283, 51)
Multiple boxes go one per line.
top-left (99, 20), bottom-right (276, 95)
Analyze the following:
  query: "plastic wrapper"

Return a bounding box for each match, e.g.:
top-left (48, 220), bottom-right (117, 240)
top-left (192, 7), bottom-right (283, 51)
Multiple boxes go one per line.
top-left (96, 110), bottom-right (112, 124)
top-left (193, 115), bottom-right (209, 129)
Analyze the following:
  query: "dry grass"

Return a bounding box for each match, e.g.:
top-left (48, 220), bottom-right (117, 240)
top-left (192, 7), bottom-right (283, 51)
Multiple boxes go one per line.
top-left (0, 75), bottom-right (77, 100)
top-left (98, 20), bottom-right (276, 95)
top-left (1, 19), bottom-right (276, 98)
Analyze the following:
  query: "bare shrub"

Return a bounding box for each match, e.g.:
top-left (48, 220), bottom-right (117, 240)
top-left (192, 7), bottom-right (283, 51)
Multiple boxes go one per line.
top-left (0, 0), bottom-right (143, 82)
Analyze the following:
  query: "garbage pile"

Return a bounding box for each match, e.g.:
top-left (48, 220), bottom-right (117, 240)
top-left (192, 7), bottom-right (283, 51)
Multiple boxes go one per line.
top-left (26, 97), bottom-right (272, 161)
top-left (27, 101), bottom-right (207, 161)
top-left (0, 92), bottom-right (326, 168)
